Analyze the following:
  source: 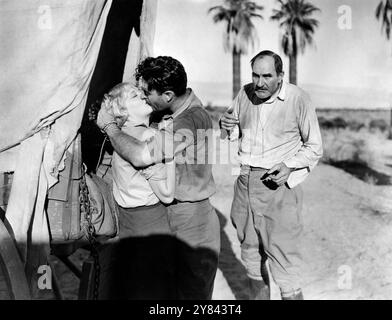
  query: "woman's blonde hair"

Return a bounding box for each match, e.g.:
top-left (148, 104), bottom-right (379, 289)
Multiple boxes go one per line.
top-left (101, 82), bottom-right (140, 126)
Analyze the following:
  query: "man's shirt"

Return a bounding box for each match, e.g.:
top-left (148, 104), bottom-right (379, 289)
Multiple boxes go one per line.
top-left (229, 82), bottom-right (323, 188)
top-left (148, 89), bottom-right (216, 202)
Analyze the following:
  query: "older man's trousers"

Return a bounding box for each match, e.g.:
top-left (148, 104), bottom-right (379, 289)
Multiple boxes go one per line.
top-left (230, 167), bottom-right (304, 295)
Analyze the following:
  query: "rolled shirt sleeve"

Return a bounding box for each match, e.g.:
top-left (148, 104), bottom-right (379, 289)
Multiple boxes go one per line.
top-left (140, 162), bottom-right (167, 181)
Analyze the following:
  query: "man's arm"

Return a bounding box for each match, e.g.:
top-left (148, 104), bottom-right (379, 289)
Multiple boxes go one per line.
top-left (283, 92), bottom-right (323, 170)
top-left (102, 120), bottom-right (194, 168)
top-left (105, 123), bottom-right (155, 168)
top-left (96, 101), bottom-right (155, 167)
top-left (268, 92), bottom-right (323, 187)
top-left (97, 105), bottom-right (195, 167)
top-left (142, 160), bottom-right (175, 204)
top-left (219, 89), bottom-right (241, 140)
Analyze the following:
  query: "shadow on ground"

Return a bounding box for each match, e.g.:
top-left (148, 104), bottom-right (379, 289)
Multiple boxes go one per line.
top-left (38, 208), bottom-right (252, 300)
top-left (215, 208), bottom-right (249, 300)
top-left (330, 160), bottom-right (391, 185)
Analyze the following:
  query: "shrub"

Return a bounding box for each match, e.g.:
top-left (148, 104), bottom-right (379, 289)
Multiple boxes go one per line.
top-left (369, 119), bottom-right (388, 132)
top-left (318, 116), bottom-right (331, 129)
top-left (347, 120), bottom-right (365, 132)
top-left (318, 116), bottom-right (347, 130)
top-left (321, 129), bottom-right (374, 166)
top-left (330, 117), bottom-right (347, 129)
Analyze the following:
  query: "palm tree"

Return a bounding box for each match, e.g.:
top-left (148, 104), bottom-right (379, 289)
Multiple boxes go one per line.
top-left (208, 0), bottom-right (264, 98)
top-left (270, 0), bottom-right (320, 85)
top-left (375, 1), bottom-right (392, 138)
top-left (376, 0), bottom-right (392, 40)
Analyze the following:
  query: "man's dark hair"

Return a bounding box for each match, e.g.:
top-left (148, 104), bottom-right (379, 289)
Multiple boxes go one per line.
top-left (250, 50), bottom-right (283, 74)
top-left (135, 56), bottom-right (187, 96)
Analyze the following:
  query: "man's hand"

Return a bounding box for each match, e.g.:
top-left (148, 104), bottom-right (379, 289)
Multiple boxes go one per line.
top-left (266, 162), bottom-right (295, 186)
top-left (96, 106), bottom-right (117, 133)
top-left (219, 110), bottom-right (239, 131)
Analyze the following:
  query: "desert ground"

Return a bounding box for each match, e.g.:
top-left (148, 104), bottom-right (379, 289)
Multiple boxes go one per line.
top-left (211, 139), bottom-right (392, 300)
top-left (211, 108), bottom-right (392, 300)
top-left (47, 108), bottom-right (392, 300)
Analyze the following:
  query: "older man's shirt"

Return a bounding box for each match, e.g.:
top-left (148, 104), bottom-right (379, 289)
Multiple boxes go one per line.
top-left (229, 82), bottom-right (323, 188)
top-left (148, 89), bottom-right (216, 202)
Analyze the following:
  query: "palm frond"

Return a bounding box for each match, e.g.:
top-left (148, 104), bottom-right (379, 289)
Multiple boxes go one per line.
top-left (375, 2), bottom-right (384, 19)
top-left (208, 0), bottom-right (264, 54)
top-left (375, 0), bottom-right (392, 40)
top-left (270, 0), bottom-right (320, 56)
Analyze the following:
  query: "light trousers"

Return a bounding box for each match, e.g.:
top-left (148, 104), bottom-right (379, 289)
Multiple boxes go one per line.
top-left (230, 166), bottom-right (304, 294)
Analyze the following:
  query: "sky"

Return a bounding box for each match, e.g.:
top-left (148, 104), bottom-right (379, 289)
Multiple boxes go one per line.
top-left (153, 0), bottom-right (392, 108)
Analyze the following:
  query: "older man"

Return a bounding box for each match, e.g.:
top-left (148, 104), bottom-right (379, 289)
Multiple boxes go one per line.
top-left (220, 50), bottom-right (323, 300)
top-left (97, 56), bottom-right (220, 300)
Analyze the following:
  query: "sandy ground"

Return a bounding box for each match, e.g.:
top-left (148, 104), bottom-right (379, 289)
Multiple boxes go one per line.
top-left (211, 137), bottom-right (392, 300)
top-left (48, 135), bottom-right (392, 300)
top-left (211, 163), bottom-right (392, 300)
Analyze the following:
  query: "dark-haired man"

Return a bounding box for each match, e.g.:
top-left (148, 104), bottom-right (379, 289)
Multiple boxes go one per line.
top-left (220, 50), bottom-right (323, 300)
top-left (97, 56), bottom-right (220, 300)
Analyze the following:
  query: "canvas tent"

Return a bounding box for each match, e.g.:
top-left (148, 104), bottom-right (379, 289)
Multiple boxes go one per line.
top-left (0, 0), bottom-right (157, 292)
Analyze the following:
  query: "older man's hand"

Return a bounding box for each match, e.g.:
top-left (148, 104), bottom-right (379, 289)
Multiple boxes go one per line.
top-left (219, 110), bottom-right (239, 131)
top-left (266, 162), bottom-right (295, 186)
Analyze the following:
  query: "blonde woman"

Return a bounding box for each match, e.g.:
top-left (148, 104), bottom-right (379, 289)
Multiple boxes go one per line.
top-left (99, 82), bottom-right (176, 299)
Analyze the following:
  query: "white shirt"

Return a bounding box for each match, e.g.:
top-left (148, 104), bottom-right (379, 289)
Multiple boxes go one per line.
top-left (112, 125), bottom-right (161, 208)
top-left (229, 81), bottom-right (323, 187)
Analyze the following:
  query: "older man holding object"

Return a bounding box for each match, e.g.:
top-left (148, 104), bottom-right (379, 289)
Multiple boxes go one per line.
top-left (220, 50), bottom-right (323, 300)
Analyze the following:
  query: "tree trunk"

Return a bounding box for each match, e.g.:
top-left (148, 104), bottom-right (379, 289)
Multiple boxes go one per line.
top-left (289, 28), bottom-right (298, 85)
top-left (388, 107), bottom-right (392, 139)
top-left (289, 53), bottom-right (297, 85)
top-left (232, 50), bottom-right (241, 99)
